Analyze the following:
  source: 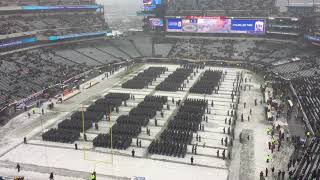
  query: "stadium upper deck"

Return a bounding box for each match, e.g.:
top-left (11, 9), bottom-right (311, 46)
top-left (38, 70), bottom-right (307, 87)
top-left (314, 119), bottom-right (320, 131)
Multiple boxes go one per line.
top-left (0, 0), bottom-right (95, 6)
top-left (165, 0), bottom-right (320, 16)
top-left (166, 0), bottom-right (276, 16)
top-left (0, 0), bottom-right (107, 49)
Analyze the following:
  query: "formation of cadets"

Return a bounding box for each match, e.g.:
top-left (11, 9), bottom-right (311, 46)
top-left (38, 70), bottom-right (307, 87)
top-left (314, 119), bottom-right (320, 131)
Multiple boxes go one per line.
top-left (156, 68), bottom-right (193, 91)
top-left (32, 63), bottom-right (320, 179)
top-left (42, 93), bottom-right (130, 143)
top-left (42, 128), bottom-right (80, 143)
top-left (40, 65), bottom-right (244, 175)
top-left (181, 63), bottom-right (206, 69)
top-left (116, 115), bottom-right (149, 126)
top-left (121, 67), bottom-right (167, 89)
top-left (148, 98), bottom-right (207, 157)
top-left (189, 70), bottom-right (223, 94)
top-left (93, 95), bottom-right (167, 150)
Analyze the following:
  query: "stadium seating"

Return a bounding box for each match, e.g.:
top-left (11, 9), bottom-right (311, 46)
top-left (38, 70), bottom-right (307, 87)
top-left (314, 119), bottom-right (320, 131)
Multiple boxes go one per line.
top-left (292, 138), bottom-right (320, 179)
top-left (166, 0), bottom-right (274, 16)
top-left (1, 34), bottom-right (319, 113)
top-left (0, 43), bottom-right (128, 109)
top-left (0, 0), bottom-right (95, 6)
top-left (0, 14), bottom-right (105, 36)
top-left (166, 38), bottom-right (320, 75)
top-left (292, 77), bottom-right (320, 135)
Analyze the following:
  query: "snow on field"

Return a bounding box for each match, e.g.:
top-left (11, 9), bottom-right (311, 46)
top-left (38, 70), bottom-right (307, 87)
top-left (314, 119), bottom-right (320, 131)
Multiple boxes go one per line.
top-left (0, 63), bottom-right (271, 180)
top-left (0, 167), bottom-right (85, 180)
top-left (0, 144), bottom-right (228, 180)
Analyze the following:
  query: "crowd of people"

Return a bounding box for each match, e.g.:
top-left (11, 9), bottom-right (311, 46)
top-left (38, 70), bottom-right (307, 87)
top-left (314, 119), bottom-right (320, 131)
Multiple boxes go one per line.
top-left (168, 39), bottom-right (319, 66)
top-left (122, 67), bottom-right (167, 89)
top-left (189, 70), bottom-right (223, 94)
top-left (259, 126), bottom-right (320, 179)
top-left (0, 43), bottom-right (127, 112)
top-left (0, 14), bottom-right (105, 36)
top-left (0, 0), bottom-right (110, 112)
top-left (42, 93), bottom-right (129, 144)
top-left (93, 95), bottom-right (168, 150)
top-left (1, 33), bottom-right (318, 116)
top-left (166, 0), bottom-right (274, 16)
top-left (166, 38), bottom-right (320, 81)
top-left (155, 68), bottom-right (193, 91)
top-left (254, 71), bottom-right (320, 179)
top-left (42, 128), bottom-right (80, 143)
top-left (0, 0), bottom-right (95, 6)
top-left (0, 49), bottom-right (87, 108)
top-left (148, 98), bottom-right (208, 157)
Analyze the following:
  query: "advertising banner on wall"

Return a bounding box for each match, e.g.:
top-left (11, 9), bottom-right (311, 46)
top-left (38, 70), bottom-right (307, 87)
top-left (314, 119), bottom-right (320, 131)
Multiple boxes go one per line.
top-left (230, 19), bottom-right (265, 34)
top-left (0, 37), bottom-right (37, 49)
top-left (143, 0), bottom-right (162, 10)
top-left (149, 18), bottom-right (164, 27)
top-left (22, 5), bottom-right (101, 11)
top-left (305, 35), bottom-right (320, 42)
top-left (167, 18), bottom-right (182, 32)
top-left (47, 32), bottom-right (106, 41)
top-left (166, 16), bottom-right (265, 34)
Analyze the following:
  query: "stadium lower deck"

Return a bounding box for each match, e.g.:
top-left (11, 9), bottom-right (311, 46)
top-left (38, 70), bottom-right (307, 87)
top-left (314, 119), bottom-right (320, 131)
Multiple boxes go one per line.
top-left (0, 63), bottom-right (288, 180)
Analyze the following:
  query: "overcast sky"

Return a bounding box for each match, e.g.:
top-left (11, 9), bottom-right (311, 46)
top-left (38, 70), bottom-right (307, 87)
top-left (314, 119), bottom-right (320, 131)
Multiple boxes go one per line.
top-left (95, 0), bottom-right (144, 30)
top-left (96, 0), bottom-right (143, 16)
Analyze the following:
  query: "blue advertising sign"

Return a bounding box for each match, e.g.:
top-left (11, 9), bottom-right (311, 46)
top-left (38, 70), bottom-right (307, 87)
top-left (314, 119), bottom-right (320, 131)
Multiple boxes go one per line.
top-left (167, 18), bottom-right (182, 32)
top-left (143, 0), bottom-right (161, 11)
top-left (153, 0), bottom-right (162, 5)
top-left (22, 5), bottom-right (101, 11)
top-left (0, 37), bottom-right (37, 49)
top-left (231, 19), bottom-right (265, 33)
top-left (48, 32), bottom-right (106, 41)
top-left (304, 35), bottom-right (320, 42)
top-left (144, 5), bottom-right (156, 10)
top-left (166, 17), bottom-right (265, 34)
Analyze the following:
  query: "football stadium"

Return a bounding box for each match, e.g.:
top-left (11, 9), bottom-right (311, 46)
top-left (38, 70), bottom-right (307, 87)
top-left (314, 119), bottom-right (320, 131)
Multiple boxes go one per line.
top-left (0, 0), bottom-right (319, 179)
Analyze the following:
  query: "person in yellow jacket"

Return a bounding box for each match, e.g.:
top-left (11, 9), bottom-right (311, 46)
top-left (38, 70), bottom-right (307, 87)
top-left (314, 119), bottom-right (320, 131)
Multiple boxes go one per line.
top-left (91, 171), bottom-right (96, 180)
top-left (306, 131), bottom-right (311, 138)
top-left (266, 128), bottom-right (271, 135)
top-left (266, 154), bottom-right (272, 163)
